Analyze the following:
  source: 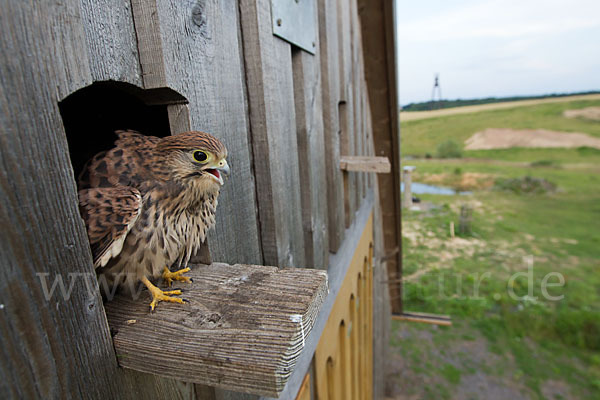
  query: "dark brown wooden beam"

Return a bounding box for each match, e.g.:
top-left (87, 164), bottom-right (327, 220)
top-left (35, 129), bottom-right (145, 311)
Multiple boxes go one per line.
top-left (357, 0), bottom-right (403, 314)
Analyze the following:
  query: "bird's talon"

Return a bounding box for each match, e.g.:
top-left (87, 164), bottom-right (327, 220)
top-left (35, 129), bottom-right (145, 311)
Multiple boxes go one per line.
top-left (142, 276), bottom-right (186, 311)
top-left (162, 267), bottom-right (192, 286)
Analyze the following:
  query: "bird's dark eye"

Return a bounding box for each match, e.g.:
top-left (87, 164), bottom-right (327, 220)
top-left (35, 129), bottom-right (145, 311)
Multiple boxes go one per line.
top-left (193, 150), bottom-right (208, 163)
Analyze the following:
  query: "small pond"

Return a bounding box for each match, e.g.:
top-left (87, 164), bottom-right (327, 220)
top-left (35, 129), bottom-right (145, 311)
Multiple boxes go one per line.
top-left (401, 182), bottom-right (472, 195)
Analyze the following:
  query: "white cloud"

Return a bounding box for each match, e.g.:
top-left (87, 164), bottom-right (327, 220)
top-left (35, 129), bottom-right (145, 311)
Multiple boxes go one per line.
top-left (399, 0), bottom-right (600, 42)
top-left (396, 0), bottom-right (600, 104)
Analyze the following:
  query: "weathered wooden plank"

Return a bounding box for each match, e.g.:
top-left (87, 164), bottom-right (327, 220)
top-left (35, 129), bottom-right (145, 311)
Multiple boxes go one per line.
top-left (292, 46), bottom-right (329, 270)
top-left (357, 0), bottom-right (403, 315)
top-left (239, 0), bottom-right (305, 267)
top-left (355, 2), bottom-right (397, 397)
top-left (105, 263), bottom-right (328, 397)
top-left (364, 84), bottom-right (376, 191)
top-left (0, 3), bottom-right (100, 399)
top-left (0, 1), bottom-right (191, 399)
top-left (140, 0), bottom-right (262, 266)
top-left (79, 0), bottom-right (143, 85)
top-left (167, 103), bottom-right (192, 135)
top-left (350, 0), bottom-right (365, 208)
top-left (317, 0), bottom-right (345, 253)
top-left (337, 0), bottom-right (357, 228)
top-left (340, 156), bottom-right (391, 173)
top-left (371, 179), bottom-right (391, 400)
top-left (130, 0), bottom-right (167, 88)
top-left (362, 81), bottom-right (373, 191)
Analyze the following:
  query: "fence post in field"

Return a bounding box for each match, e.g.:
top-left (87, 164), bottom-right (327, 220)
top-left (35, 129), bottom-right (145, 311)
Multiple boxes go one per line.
top-left (403, 166), bottom-right (416, 208)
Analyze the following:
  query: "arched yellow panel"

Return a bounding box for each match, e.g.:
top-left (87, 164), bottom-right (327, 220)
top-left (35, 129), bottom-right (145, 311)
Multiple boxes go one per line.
top-left (314, 214), bottom-right (373, 400)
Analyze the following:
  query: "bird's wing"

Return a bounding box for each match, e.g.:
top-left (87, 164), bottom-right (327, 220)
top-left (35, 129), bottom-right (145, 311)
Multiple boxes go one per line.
top-left (78, 186), bottom-right (143, 268)
top-left (78, 130), bottom-right (160, 190)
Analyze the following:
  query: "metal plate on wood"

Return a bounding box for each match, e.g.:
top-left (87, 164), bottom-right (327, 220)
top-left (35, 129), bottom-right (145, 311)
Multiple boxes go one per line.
top-left (271, 0), bottom-right (316, 54)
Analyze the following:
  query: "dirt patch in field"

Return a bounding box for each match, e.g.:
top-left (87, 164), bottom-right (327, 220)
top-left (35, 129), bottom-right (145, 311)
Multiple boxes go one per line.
top-left (564, 106), bottom-right (600, 121)
top-left (416, 172), bottom-right (495, 191)
top-left (464, 128), bottom-right (600, 150)
top-left (385, 324), bottom-right (535, 400)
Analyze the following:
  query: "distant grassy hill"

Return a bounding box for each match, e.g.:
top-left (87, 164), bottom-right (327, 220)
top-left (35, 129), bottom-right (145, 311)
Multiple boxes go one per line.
top-left (400, 96), bottom-right (600, 160)
top-left (402, 91), bottom-right (600, 112)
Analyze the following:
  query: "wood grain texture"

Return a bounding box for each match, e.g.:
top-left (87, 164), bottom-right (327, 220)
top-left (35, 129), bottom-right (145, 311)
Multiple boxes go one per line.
top-left (337, 0), bottom-right (357, 228)
top-left (144, 0), bottom-right (262, 266)
top-left (362, 82), bottom-right (373, 191)
top-left (371, 177), bottom-right (391, 400)
top-left (339, 156), bottom-right (391, 173)
top-left (130, 0), bottom-right (167, 88)
top-left (79, 0), bottom-right (143, 85)
top-left (261, 191), bottom-right (374, 400)
top-left (105, 263), bottom-right (328, 397)
top-left (317, 0), bottom-right (345, 253)
top-left (292, 45), bottom-right (329, 270)
top-left (353, 2), bottom-right (394, 397)
top-left (239, 0), bottom-right (305, 268)
top-left (0, 1), bottom-right (191, 399)
top-left (357, 0), bottom-right (403, 314)
top-left (350, 0), bottom-right (365, 208)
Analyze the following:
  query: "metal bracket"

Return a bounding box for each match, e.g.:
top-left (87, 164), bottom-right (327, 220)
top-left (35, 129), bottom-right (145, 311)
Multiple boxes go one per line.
top-left (271, 0), bottom-right (317, 55)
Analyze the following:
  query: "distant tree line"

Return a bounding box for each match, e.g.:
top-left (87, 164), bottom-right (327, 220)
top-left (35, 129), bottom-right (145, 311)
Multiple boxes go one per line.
top-left (401, 91), bottom-right (600, 112)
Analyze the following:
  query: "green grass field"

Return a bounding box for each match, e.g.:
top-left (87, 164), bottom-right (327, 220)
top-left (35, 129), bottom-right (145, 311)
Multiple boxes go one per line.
top-left (387, 99), bottom-right (600, 399)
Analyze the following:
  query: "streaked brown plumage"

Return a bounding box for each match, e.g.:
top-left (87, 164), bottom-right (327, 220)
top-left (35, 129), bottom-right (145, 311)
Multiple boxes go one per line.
top-left (78, 130), bottom-right (229, 310)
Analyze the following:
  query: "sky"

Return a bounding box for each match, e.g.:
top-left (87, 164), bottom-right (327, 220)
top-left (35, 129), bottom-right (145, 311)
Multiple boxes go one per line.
top-left (395, 0), bottom-right (600, 106)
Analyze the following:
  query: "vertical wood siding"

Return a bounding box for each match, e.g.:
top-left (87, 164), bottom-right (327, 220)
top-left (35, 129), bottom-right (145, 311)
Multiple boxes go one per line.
top-left (0, 0), bottom-right (392, 398)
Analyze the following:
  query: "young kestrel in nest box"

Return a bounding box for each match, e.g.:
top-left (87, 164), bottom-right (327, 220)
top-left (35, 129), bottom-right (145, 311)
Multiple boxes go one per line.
top-left (77, 130), bottom-right (229, 310)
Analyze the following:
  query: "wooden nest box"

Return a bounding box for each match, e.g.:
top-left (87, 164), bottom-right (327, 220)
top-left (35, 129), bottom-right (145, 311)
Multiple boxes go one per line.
top-left (1, 0), bottom-right (401, 398)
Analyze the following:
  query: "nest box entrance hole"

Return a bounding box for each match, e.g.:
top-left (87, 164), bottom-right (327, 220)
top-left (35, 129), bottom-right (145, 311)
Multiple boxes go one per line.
top-left (58, 81), bottom-right (187, 180)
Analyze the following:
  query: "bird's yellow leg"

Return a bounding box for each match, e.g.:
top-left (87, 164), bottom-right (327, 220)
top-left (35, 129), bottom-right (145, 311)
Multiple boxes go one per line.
top-left (140, 276), bottom-right (185, 311)
top-left (162, 267), bottom-right (192, 287)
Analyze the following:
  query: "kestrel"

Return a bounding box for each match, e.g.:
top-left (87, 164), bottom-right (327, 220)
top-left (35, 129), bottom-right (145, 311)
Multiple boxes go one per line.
top-left (78, 130), bottom-right (229, 310)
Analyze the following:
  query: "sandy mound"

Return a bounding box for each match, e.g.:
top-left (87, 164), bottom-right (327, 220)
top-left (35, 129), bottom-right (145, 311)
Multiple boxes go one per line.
top-left (563, 106), bottom-right (600, 121)
top-left (464, 128), bottom-right (600, 150)
top-left (417, 172), bottom-right (495, 191)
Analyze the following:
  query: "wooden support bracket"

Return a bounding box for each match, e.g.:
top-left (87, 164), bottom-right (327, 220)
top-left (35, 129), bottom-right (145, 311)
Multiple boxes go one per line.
top-left (392, 311), bottom-right (452, 326)
top-left (339, 156), bottom-right (391, 173)
top-left (104, 263), bottom-right (328, 397)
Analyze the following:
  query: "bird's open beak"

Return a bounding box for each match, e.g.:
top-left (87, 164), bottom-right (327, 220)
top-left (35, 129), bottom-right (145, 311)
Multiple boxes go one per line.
top-left (205, 159), bottom-right (230, 186)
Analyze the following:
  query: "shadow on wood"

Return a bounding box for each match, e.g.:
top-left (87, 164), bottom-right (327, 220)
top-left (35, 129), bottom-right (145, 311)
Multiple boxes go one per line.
top-left (104, 263), bottom-right (328, 397)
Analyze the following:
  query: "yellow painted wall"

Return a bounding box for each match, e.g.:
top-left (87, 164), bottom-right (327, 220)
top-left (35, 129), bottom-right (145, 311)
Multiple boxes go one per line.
top-left (311, 213), bottom-right (373, 400)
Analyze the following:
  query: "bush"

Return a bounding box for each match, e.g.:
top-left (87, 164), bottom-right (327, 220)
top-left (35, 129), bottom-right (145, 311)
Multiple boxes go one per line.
top-left (494, 176), bottom-right (556, 194)
top-left (436, 140), bottom-right (462, 158)
top-left (530, 159), bottom-right (560, 168)
top-left (554, 309), bottom-right (600, 350)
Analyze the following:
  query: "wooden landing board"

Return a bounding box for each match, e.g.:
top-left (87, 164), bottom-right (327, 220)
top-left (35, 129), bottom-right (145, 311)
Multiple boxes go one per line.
top-left (104, 263), bottom-right (328, 397)
top-left (340, 156), bottom-right (391, 173)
